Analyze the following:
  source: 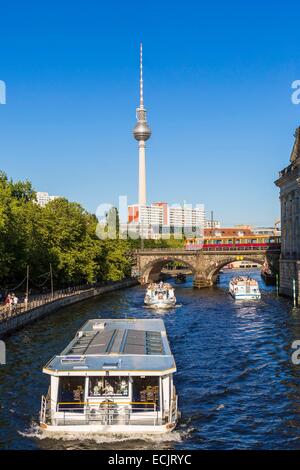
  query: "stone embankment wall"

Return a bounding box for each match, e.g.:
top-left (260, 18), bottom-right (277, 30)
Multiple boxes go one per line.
top-left (0, 278), bottom-right (138, 337)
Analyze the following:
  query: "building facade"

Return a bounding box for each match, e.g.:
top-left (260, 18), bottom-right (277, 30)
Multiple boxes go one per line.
top-left (36, 191), bottom-right (60, 207)
top-left (127, 202), bottom-right (205, 239)
top-left (204, 219), bottom-right (221, 229)
top-left (275, 126), bottom-right (300, 300)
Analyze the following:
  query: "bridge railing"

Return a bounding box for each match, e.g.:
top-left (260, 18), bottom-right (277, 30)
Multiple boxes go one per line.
top-left (0, 280), bottom-right (119, 324)
top-left (136, 245), bottom-right (281, 253)
top-left (196, 245), bottom-right (281, 253)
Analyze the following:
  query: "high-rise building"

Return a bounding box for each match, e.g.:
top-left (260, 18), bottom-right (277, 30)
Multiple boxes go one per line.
top-left (168, 205), bottom-right (204, 231)
top-left (36, 191), bottom-right (60, 207)
top-left (127, 202), bottom-right (205, 239)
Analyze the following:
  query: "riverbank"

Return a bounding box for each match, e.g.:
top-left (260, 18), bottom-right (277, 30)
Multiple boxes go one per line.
top-left (0, 278), bottom-right (138, 338)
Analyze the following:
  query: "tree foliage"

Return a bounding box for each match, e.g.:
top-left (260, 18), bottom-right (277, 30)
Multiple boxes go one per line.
top-left (0, 172), bottom-right (133, 289)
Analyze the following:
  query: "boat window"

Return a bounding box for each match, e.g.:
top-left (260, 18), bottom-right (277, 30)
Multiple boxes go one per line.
top-left (132, 376), bottom-right (160, 410)
top-left (89, 376), bottom-right (129, 397)
top-left (57, 376), bottom-right (85, 411)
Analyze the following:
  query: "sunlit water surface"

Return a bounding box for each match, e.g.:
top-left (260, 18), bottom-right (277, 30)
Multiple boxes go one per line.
top-left (1, 270), bottom-right (300, 450)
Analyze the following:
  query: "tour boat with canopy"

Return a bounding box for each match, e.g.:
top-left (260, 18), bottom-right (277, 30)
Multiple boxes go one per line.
top-left (144, 282), bottom-right (176, 309)
top-left (40, 318), bottom-right (179, 434)
top-left (229, 276), bottom-right (261, 300)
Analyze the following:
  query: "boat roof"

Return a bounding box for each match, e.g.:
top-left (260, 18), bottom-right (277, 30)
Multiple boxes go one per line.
top-left (43, 318), bottom-right (176, 375)
top-left (231, 276), bottom-right (258, 282)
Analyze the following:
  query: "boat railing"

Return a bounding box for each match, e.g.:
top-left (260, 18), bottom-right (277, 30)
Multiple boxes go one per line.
top-left (40, 395), bottom-right (47, 425)
top-left (169, 385), bottom-right (178, 424)
top-left (52, 402), bottom-right (162, 427)
top-left (173, 395), bottom-right (178, 423)
top-left (39, 386), bottom-right (51, 425)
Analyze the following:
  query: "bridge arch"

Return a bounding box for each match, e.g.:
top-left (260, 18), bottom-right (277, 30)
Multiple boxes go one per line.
top-left (205, 256), bottom-right (264, 284)
top-left (141, 257), bottom-right (196, 283)
top-left (135, 248), bottom-right (280, 288)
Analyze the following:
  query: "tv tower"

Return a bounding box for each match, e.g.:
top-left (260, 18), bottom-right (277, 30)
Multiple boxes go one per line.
top-left (133, 43), bottom-right (151, 206)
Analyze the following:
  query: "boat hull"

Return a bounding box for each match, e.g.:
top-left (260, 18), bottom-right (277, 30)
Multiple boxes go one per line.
top-left (144, 300), bottom-right (176, 309)
top-left (40, 422), bottom-right (177, 434)
top-left (230, 292), bottom-right (261, 300)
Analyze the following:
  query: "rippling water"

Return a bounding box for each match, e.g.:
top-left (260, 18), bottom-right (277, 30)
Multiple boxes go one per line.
top-left (1, 269), bottom-right (300, 450)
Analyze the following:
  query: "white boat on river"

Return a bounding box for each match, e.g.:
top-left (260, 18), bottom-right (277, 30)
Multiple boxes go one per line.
top-left (40, 318), bottom-right (179, 434)
top-left (229, 276), bottom-right (261, 300)
top-left (144, 282), bottom-right (176, 309)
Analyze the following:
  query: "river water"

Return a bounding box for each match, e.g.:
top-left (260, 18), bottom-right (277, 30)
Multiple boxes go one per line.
top-left (1, 269), bottom-right (300, 450)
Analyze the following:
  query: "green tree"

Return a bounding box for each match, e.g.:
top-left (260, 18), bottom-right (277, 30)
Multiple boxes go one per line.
top-left (0, 172), bottom-right (136, 289)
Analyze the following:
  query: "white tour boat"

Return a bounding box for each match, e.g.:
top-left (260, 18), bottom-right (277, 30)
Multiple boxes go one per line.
top-left (40, 318), bottom-right (179, 434)
top-left (144, 282), bottom-right (176, 309)
top-left (229, 276), bottom-right (261, 300)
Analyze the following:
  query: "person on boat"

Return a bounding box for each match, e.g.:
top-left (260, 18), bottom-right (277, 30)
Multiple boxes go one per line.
top-left (104, 381), bottom-right (114, 396)
top-left (91, 379), bottom-right (103, 396)
top-left (73, 385), bottom-right (83, 402)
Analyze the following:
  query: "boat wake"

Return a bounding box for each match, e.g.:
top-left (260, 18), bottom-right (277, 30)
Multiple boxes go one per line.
top-left (19, 421), bottom-right (192, 448)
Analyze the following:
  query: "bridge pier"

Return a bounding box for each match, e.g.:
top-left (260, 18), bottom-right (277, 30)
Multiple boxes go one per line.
top-left (193, 275), bottom-right (213, 288)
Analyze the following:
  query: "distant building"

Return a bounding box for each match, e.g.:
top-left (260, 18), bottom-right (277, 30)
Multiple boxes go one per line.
top-left (186, 224), bottom-right (280, 248)
top-left (169, 205), bottom-right (204, 232)
top-left (204, 219), bottom-right (221, 229)
top-left (36, 191), bottom-right (60, 207)
top-left (204, 226), bottom-right (254, 238)
top-left (126, 202), bottom-right (205, 239)
top-left (253, 226), bottom-right (281, 236)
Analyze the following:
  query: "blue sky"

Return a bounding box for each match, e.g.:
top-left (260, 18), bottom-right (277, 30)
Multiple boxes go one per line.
top-left (0, 0), bottom-right (300, 226)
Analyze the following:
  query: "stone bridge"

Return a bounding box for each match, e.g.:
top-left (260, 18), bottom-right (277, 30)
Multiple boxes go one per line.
top-left (134, 247), bottom-right (280, 287)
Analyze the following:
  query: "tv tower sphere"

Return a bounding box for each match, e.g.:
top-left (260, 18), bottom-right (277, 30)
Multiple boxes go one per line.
top-left (133, 114), bottom-right (151, 141)
top-left (133, 43), bottom-right (151, 142)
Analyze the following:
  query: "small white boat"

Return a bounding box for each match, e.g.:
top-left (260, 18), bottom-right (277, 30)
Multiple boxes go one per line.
top-left (229, 276), bottom-right (261, 300)
top-left (144, 282), bottom-right (176, 309)
top-left (40, 318), bottom-right (179, 434)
